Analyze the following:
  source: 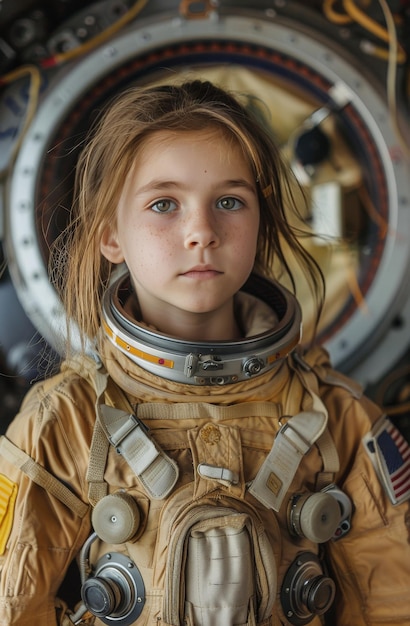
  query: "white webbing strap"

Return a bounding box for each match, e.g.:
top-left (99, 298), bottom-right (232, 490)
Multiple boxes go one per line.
top-left (248, 409), bottom-right (327, 511)
top-left (0, 436), bottom-right (88, 518)
top-left (290, 352), bottom-right (340, 488)
top-left (69, 357), bottom-right (179, 502)
top-left (99, 404), bottom-right (179, 500)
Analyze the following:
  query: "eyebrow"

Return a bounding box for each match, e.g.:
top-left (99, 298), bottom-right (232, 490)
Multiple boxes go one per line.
top-left (134, 178), bottom-right (257, 196)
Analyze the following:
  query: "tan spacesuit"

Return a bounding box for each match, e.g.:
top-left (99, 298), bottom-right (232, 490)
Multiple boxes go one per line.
top-left (0, 274), bottom-right (409, 626)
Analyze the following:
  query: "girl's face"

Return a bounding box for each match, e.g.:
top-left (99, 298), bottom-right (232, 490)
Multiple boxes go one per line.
top-left (100, 127), bottom-right (260, 341)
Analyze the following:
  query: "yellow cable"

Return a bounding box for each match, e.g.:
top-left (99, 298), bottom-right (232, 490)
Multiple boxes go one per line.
top-left (381, 400), bottom-right (410, 417)
top-left (343, 0), bottom-right (406, 63)
top-left (0, 64), bottom-right (42, 173)
top-left (323, 0), bottom-right (353, 24)
top-left (346, 250), bottom-right (369, 314)
top-left (378, 0), bottom-right (410, 157)
top-left (358, 186), bottom-right (389, 239)
top-left (322, 0), bottom-right (409, 155)
top-left (375, 363), bottom-right (410, 416)
top-left (0, 0), bottom-right (150, 175)
top-left (344, 0), bottom-right (391, 42)
top-left (50, 0), bottom-right (149, 66)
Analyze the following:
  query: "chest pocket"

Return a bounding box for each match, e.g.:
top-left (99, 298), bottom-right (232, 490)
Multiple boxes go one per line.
top-left (153, 421), bottom-right (278, 626)
top-left (155, 488), bottom-right (277, 626)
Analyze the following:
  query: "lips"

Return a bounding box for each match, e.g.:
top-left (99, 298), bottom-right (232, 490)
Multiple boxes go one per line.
top-left (181, 265), bottom-right (222, 279)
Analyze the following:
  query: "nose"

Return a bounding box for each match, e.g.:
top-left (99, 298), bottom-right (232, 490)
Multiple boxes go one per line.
top-left (183, 207), bottom-right (220, 250)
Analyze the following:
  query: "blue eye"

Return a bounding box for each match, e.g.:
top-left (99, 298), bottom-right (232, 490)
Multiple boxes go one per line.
top-left (217, 197), bottom-right (243, 210)
top-left (151, 199), bottom-right (176, 213)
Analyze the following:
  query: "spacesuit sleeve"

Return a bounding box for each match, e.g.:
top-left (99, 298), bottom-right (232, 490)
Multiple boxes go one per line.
top-left (322, 383), bottom-right (410, 625)
top-left (0, 373), bottom-right (94, 626)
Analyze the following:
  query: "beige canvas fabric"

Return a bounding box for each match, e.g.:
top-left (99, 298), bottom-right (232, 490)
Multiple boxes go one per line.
top-left (0, 336), bottom-right (409, 625)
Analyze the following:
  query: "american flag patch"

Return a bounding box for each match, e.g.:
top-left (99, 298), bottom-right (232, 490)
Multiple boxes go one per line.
top-left (363, 416), bottom-right (410, 505)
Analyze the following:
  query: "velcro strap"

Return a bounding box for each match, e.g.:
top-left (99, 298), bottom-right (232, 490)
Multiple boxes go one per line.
top-left (99, 405), bottom-right (179, 499)
top-left (249, 409), bottom-right (327, 512)
top-left (197, 463), bottom-right (239, 485)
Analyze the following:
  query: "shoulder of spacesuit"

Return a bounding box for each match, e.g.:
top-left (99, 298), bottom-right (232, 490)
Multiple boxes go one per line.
top-left (19, 360), bottom-right (96, 414)
top-left (0, 359), bottom-right (98, 518)
top-left (294, 344), bottom-right (364, 400)
top-left (291, 343), bottom-right (384, 436)
top-left (4, 360), bottom-right (97, 469)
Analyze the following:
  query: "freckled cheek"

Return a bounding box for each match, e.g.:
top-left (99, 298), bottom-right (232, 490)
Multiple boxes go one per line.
top-left (232, 223), bottom-right (259, 251)
top-left (136, 229), bottom-right (179, 266)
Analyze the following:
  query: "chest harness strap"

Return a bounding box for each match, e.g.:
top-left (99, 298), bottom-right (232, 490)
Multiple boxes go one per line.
top-left (249, 353), bottom-right (340, 511)
top-left (98, 404), bottom-right (179, 500)
top-left (248, 409), bottom-right (328, 511)
top-left (68, 356), bottom-right (179, 504)
top-left (291, 350), bottom-right (343, 490)
top-left (71, 352), bottom-right (339, 510)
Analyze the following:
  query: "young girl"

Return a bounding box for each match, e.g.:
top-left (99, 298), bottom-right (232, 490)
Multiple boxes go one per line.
top-left (0, 80), bottom-right (408, 626)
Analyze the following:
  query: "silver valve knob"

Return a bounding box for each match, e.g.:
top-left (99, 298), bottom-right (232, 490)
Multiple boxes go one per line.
top-left (80, 552), bottom-right (145, 626)
top-left (281, 552), bottom-right (336, 625)
top-left (81, 576), bottom-right (122, 617)
top-left (243, 356), bottom-right (264, 376)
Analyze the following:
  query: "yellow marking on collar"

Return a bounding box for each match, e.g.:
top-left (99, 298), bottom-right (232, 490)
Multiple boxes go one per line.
top-left (0, 474), bottom-right (18, 555)
top-left (103, 320), bottom-right (174, 369)
top-left (267, 334), bottom-right (300, 364)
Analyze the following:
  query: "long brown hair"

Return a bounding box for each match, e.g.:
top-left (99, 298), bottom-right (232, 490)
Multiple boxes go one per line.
top-left (50, 79), bottom-right (324, 354)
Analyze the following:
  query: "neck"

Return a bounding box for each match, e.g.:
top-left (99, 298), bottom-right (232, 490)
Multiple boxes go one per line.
top-left (128, 295), bottom-right (242, 341)
top-left (160, 310), bottom-right (243, 342)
